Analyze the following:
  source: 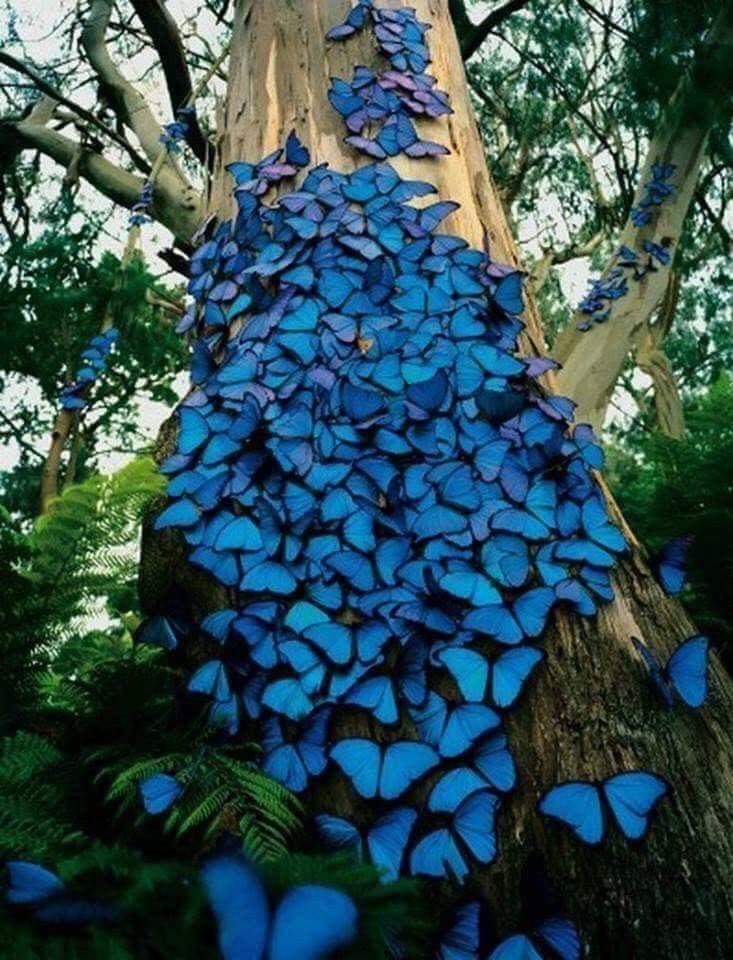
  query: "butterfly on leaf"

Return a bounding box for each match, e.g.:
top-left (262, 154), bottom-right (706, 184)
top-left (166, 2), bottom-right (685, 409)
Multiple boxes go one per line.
top-left (632, 635), bottom-right (709, 708)
top-left (200, 851), bottom-right (358, 960)
top-left (538, 771), bottom-right (669, 845)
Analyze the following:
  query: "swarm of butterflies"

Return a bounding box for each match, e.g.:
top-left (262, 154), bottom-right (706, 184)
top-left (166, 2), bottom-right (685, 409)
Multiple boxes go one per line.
top-left (59, 326), bottom-right (118, 412)
top-left (35, 2), bottom-right (711, 957)
top-left (577, 161), bottom-right (676, 331)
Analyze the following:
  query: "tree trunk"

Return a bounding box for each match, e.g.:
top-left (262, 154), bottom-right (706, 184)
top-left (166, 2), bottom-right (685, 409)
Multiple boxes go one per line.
top-left (552, 8), bottom-right (733, 433)
top-left (140, 2), bottom-right (733, 955)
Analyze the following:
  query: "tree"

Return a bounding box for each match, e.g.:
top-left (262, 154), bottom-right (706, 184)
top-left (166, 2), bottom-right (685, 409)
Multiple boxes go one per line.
top-left (2, 2), bottom-right (732, 958)
top-left (552, 5), bottom-right (733, 432)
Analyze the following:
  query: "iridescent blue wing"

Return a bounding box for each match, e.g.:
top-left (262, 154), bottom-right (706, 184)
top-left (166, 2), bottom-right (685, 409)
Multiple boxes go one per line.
top-left (314, 815), bottom-right (363, 857)
top-left (473, 732), bottom-right (516, 793)
top-left (380, 741), bottom-right (440, 799)
top-left (437, 900), bottom-right (482, 960)
top-left (538, 782), bottom-right (604, 846)
top-left (429, 767), bottom-right (489, 813)
top-left (666, 635), bottom-right (709, 708)
top-left (654, 534), bottom-right (693, 595)
top-left (366, 807), bottom-right (417, 882)
top-left (440, 704), bottom-right (501, 759)
top-left (602, 771), bottom-right (669, 841)
top-left (487, 934), bottom-right (543, 960)
top-left (493, 273), bottom-right (524, 315)
top-left (436, 647), bottom-right (489, 702)
top-left (344, 675), bottom-right (399, 724)
top-left (490, 646), bottom-right (544, 709)
top-left (410, 828), bottom-right (469, 882)
top-left (187, 660), bottom-right (231, 702)
top-left (200, 853), bottom-right (269, 960)
top-left (268, 885), bottom-right (358, 960)
top-left (631, 637), bottom-right (673, 707)
top-left (330, 738), bottom-right (381, 798)
top-left (453, 790), bottom-right (499, 864)
top-left (139, 773), bottom-right (183, 815)
top-left (5, 861), bottom-right (64, 905)
top-left (533, 917), bottom-right (581, 960)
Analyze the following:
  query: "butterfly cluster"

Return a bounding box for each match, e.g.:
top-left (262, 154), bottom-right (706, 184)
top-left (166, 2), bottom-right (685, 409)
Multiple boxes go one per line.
top-left (159, 104), bottom-right (196, 154)
top-left (201, 851), bottom-right (359, 960)
top-left (59, 327), bottom-right (118, 411)
top-left (145, 0), bottom-right (633, 889)
top-left (578, 163), bottom-right (676, 331)
top-left (630, 162), bottom-right (676, 228)
top-left (328, 0), bottom-right (452, 160)
top-left (129, 179), bottom-right (155, 228)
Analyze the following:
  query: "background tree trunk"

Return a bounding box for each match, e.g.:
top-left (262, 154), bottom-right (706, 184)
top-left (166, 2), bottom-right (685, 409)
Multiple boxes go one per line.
top-left (552, 8), bottom-right (733, 433)
top-left (140, 2), bottom-right (733, 955)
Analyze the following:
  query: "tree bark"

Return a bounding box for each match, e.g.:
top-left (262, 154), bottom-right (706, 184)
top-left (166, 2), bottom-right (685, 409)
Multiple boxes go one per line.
top-left (140, 2), bottom-right (733, 955)
top-left (552, 9), bottom-right (733, 433)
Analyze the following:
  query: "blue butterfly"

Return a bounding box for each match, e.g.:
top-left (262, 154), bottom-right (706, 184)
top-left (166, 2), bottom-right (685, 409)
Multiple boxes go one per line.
top-left (315, 807), bottom-right (417, 881)
top-left (139, 772), bottom-right (183, 815)
top-left (463, 588), bottom-right (556, 646)
top-left (410, 692), bottom-right (501, 758)
top-left (200, 852), bottom-right (358, 960)
top-left (261, 709), bottom-right (331, 792)
top-left (632, 635), bottom-right (709, 708)
top-left (538, 771), bottom-right (669, 845)
top-left (410, 789), bottom-right (500, 881)
top-left (5, 861), bottom-right (120, 926)
top-left (493, 272), bottom-right (524, 315)
top-left (136, 614), bottom-right (183, 651)
top-left (487, 917), bottom-right (581, 960)
top-left (436, 900), bottom-right (482, 960)
top-left (330, 738), bottom-right (439, 799)
top-left (654, 534), bottom-right (693, 595)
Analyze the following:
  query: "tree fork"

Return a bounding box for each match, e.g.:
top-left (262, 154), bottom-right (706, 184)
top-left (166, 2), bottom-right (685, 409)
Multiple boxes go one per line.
top-left (140, 2), bottom-right (733, 955)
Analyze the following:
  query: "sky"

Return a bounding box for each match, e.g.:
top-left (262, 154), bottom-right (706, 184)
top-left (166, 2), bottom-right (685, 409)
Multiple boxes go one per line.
top-left (0, 0), bottom-right (599, 475)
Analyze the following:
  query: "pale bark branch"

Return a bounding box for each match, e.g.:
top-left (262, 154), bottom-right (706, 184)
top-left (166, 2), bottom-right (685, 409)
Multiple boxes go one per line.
top-left (551, 10), bottom-right (732, 431)
top-left (0, 51), bottom-right (150, 172)
top-left (3, 116), bottom-right (202, 241)
top-left (80, 0), bottom-right (170, 164)
top-left (128, 0), bottom-right (209, 163)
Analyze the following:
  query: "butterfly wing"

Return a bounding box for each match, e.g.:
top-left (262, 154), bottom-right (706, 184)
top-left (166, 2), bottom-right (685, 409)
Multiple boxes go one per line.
top-left (602, 771), bottom-right (669, 841)
top-left (314, 815), bottom-right (363, 857)
top-left (487, 935), bottom-right (543, 960)
top-left (533, 917), bottom-right (581, 960)
top-left (453, 790), bottom-right (499, 865)
top-left (366, 807), bottom-right (417, 882)
top-left (473, 732), bottom-right (516, 793)
top-left (331, 738), bottom-right (381, 799)
top-left (631, 637), bottom-right (673, 707)
top-left (437, 900), bottom-right (481, 960)
top-left (655, 534), bottom-right (693, 595)
top-left (200, 853), bottom-right (269, 960)
top-left (491, 647), bottom-right (544, 709)
top-left (666, 635), bottom-right (709, 708)
top-left (429, 767), bottom-right (489, 813)
top-left (410, 828), bottom-right (469, 882)
top-left (538, 782), bottom-right (604, 845)
top-left (380, 741), bottom-right (439, 799)
top-left (267, 885), bottom-right (358, 960)
top-left (5, 861), bottom-right (64, 905)
top-left (139, 773), bottom-right (183, 815)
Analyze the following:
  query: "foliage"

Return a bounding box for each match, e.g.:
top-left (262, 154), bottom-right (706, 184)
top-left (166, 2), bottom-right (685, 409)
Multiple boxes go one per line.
top-left (609, 375), bottom-right (733, 668)
top-left (0, 195), bottom-right (186, 518)
top-left (0, 458), bottom-right (427, 958)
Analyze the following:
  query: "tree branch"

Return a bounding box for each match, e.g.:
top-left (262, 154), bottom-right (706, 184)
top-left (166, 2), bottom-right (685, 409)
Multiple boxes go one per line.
top-left (1, 116), bottom-right (201, 241)
top-left (0, 52), bottom-right (151, 173)
top-left (127, 0), bottom-right (209, 163)
top-left (451, 0), bottom-right (532, 60)
top-left (80, 0), bottom-right (170, 165)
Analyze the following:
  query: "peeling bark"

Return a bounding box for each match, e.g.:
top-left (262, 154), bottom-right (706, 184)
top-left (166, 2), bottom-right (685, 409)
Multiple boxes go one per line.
top-left (139, 2), bottom-right (733, 954)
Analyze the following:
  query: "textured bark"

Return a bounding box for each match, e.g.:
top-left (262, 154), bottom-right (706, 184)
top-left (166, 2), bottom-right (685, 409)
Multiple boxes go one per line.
top-left (553, 10), bottom-right (733, 433)
top-left (140, 2), bottom-right (733, 955)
